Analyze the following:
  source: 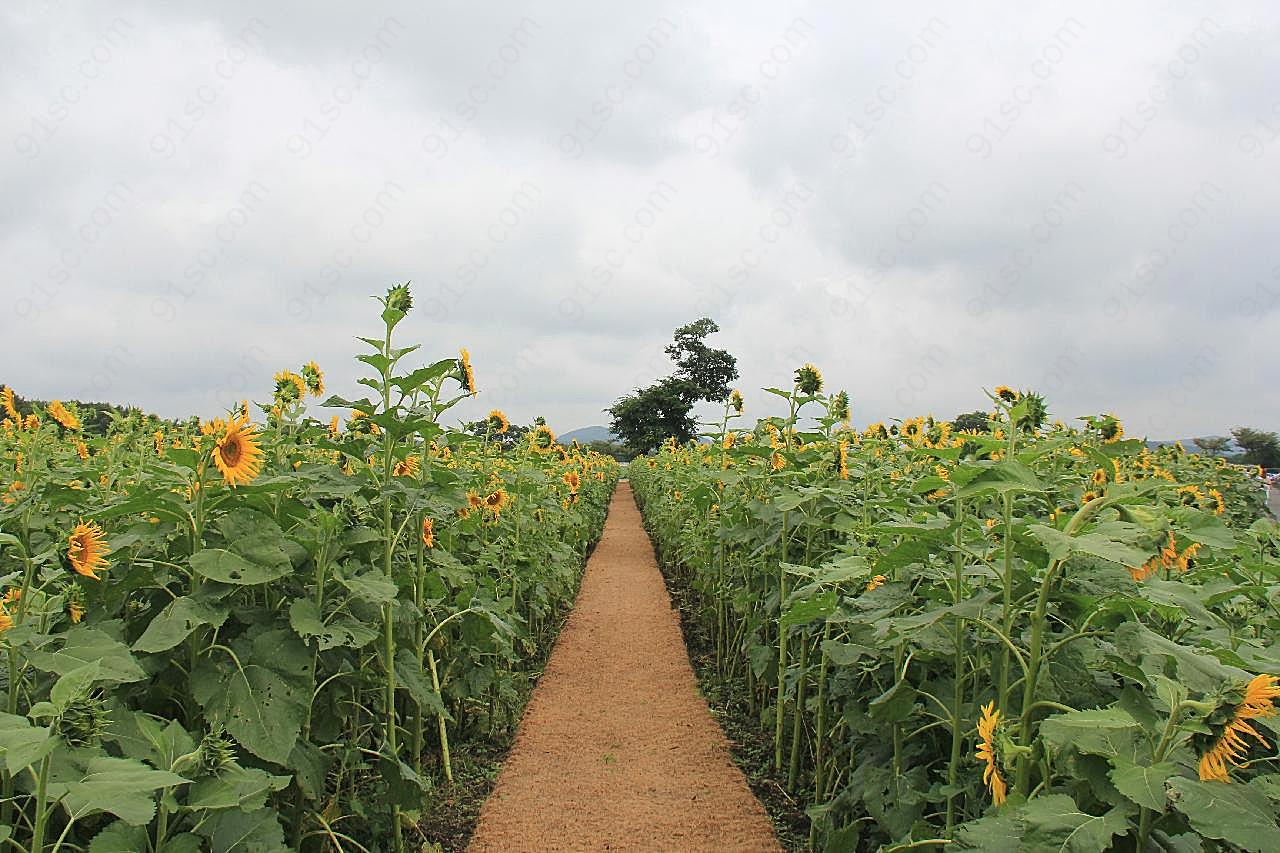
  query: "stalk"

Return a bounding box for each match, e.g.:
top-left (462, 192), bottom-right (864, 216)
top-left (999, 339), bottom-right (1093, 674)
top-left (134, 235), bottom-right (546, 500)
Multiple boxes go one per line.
top-left (428, 649), bottom-right (453, 783)
top-left (787, 631), bottom-right (808, 790)
top-left (29, 752), bottom-right (53, 853)
top-left (946, 499), bottom-right (967, 833)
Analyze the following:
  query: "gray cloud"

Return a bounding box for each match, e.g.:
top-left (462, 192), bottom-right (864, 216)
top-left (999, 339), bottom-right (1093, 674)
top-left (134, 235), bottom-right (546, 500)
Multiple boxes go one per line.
top-left (3, 1), bottom-right (1278, 438)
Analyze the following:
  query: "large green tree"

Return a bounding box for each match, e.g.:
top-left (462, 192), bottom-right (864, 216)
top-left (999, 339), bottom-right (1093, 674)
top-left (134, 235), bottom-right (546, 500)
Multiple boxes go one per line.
top-left (1231, 427), bottom-right (1280, 469)
top-left (608, 319), bottom-right (738, 454)
top-left (1191, 435), bottom-right (1231, 457)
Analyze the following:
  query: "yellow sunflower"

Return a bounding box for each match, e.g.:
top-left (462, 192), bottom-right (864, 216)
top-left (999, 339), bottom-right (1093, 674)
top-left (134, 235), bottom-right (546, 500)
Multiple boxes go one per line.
top-left (563, 471), bottom-right (581, 491)
top-left (75, 440), bottom-right (89, 461)
top-left (865, 574), bottom-right (886, 592)
top-left (795, 363), bottom-right (823, 395)
top-left (458, 348), bottom-right (477, 395)
top-left (68, 520), bottom-right (110, 580)
top-left (274, 370), bottom-right (307, 404)
top-left (393, 455), bottom-right (421, 478)
top-left (487, 409), bottom-right (510, 434)
top-left (730, 389), bottom-right (744, 414)
top-left (302, 361), bottom-right (325, 397)
top-left (1092, 468), bottom-right (1108, 486)
top-left (1, 386), bottom-right (19, 421)
top-left (48, 400), bottom-right (81, 430)
top-left (837, 440), bottom-right (849, 480)
top-left (421, 517), bottom-right (435, 549)
top-left (976, 701), bottom-right (1007, 805)
top-left (24, 414), bottom-right (40, 431)
top-left (993, 385), bottom-right (1020, 404)
top-left (1208, 488), bottom-right (1226, 516)
top-left (483, 488), bottom-right (511, 515)
top-left (1198, 674), bottom-right (1280, 782)
top-left (212, 416), bottom-right (265, 487)
top-left (529, 424), bottom-right (556, 453)
top-left (328, 415), bottom-right (340, 438)
top-left (0, 605), bottom-right (11, 636)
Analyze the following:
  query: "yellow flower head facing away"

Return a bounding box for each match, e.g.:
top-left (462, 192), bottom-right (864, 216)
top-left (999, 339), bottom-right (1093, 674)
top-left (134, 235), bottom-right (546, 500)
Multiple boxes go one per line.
top-left (730, 389), bottom-right (745, 414)
top-left (1, 386), bottom-right (19, 422)
top-left (1198, 674), bottom-right (1280, 782)
top-left (393, 455), bottom-right (421, 478)
top-left (459, 348), bottom-right (477, 395)
top-left (487, 409), bottom-right (510, 434)
top-left (993, 385), bottom-right (1020, 404)
top-left (68, 520), bottom-right (110, 580)
top-left (273, 370), bottom-right (307, 404)
top-left (529, 424), bottom-right (556, 453)
top-left (212, 415), bottom-right (265, 487)
top-left (48, 400), bottom-right (81, 430)
top-left (421, 517), bottom-right (435, 548)
top-left (302, 361), bottom-right (325, 397)
top-left (976, 701), bottom-right (1008, 805)
top-left (795, 363), bottom-right (823, 396)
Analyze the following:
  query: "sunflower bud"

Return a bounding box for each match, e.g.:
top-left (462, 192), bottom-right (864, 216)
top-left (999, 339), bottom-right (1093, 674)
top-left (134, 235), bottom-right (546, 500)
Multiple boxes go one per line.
top-left (198, 727), bottom-right (238, 773)
top-left (56, 691), bottom-right (112, 747)
top-left (385, 283), bottom-right (413, 314)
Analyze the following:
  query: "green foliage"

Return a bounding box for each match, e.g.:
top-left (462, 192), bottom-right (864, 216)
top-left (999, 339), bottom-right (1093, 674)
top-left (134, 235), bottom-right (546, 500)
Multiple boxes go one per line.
top-left (1231, 426), bottom-right (1280, 469)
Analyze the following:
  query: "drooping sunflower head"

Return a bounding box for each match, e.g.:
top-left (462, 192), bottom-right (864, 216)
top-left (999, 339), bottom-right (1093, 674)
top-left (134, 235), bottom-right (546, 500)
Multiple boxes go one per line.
top-left (865, 574), bottom-right (886, 592)
top-left (1, 386), bottom-right (19, 422)
top-left (302, 361), bottom-right (325, 397)
top-left (976, 701), bottom-right (1008, 805)
top-left (483, 488), bottom-right (511, 515)
top-left (458, 348), bottom-right (477, 395)
top-left (273, 370), bottom-right (307, 405)
top-left (1100, 414), bottom-right (1124, 443)
top-left (68, 520), bottom-right (110, 580)
top-left (75, 440), bottom-right (90, 461)
top-left (421, 517), bottom-right (435, 548)
top-left (795, 363), bottom-right (823, 396)
top-left (729, 389), bottom-right (745, 415)
top-left (723, 431), bottom-right (737, 450)
top-left (1196, 674), bottom-right (1280, 782)
top-left (563, 471), bottom-right (581, 492)
top-left (212, 416), bottom-right (265, 487)
top-left (1014, 392), bottom-right (1048, 433)
top-left (529, 424), bottom-right (556, 453)
top-left (837, 440), bottom-right (849, 480)
top-left (1208, 488), bottom-right (1226, 516)
top-left (487, 409), bottom-right (510, 434)
top-left (830, 390), bottom-right (850, 424)
top-left (48, 400), bottom-right (81, 431)
top-left (1092, 468), bottom-right (1108, 486)
top-left (770, 451), bottom-right (786, 472)
top-left (393, 455), bottom-right (421, 478)
top-left (348, 409), bottom-right (381, 435)
top-left (328, 415), bottom-right (340, 438)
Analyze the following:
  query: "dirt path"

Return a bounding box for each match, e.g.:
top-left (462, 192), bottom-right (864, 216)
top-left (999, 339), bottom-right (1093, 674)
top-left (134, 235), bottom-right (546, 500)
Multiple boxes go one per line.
top-left (469, 482), bottom-right (780, 853)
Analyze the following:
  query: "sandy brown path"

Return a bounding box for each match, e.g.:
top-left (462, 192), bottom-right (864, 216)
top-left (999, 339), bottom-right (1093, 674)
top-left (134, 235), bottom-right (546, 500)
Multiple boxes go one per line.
top-left (469, 482), bottom-right (780, 853)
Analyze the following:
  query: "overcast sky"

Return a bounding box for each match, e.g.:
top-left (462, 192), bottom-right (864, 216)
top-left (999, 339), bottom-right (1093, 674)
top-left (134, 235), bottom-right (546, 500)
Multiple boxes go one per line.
top-left (4, 2), bottom-right (1278, 438)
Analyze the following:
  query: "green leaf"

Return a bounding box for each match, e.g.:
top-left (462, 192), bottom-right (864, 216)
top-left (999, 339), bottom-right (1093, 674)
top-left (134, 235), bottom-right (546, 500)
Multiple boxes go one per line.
top-left (1028, 525), bottom-right (1150, 567)
top-left (185, 765), bottom-right (290, 812)
top-left (1109, 759), bottom-right (1174, 810)
top-left (90, 822), bottom-right (149, 853)
top-left (133, 596), bottom-right (230, 653)
top-left (288, 598), bottom-right (377, 650)
top-left (1169, 777), bottom-right (1280, 852)
top-left (191, 628), bottom-right (312, 765)
top-left (25, 626), bottom-right (146, 684)
top-left (1113, 622), bottom-right (1248, 693)
top-left (868, 679), bottom-right (917, 723)
top-left (1019, 795), bottom-right (1131, 853)
top-left (1039, 708), bottom-right (1142, 760)
top-left (782, 589), bottom-right (837, 626)
top-left (821, 640), bottom-right (875, 666)
top-left (47, 754), bottom-right (189, 826)
top-left (190, 549), bottom-right (291, 586)
top-left (951, 810), bottom-right (1023, 850)
top-left (51, 660), bottom-right (100, 711)
top-left (196, 806), bottom-right (290, 853)
top-left (394, 650), bottom-right (448, 718)
top-left (956, 460), bottom-right (1044, 498)
top-left (341, 570), bottom-right (398, 604)
top-left (0, 713), bottom-right (56, 774)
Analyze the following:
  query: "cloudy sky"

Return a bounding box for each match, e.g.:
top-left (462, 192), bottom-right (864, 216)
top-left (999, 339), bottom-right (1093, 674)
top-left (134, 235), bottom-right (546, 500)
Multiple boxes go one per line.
top-left (4, 2), bottom-right (1278, 439)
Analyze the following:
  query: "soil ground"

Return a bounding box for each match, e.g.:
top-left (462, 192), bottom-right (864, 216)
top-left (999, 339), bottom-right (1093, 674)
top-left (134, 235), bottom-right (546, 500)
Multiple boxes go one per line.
top-left (469, 482), bottom-right (780, 852)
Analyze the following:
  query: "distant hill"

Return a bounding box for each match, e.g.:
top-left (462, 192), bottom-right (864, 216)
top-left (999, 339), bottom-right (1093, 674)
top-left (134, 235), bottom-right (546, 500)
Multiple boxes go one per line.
top-left (559, 425), bottom-right (617, 444)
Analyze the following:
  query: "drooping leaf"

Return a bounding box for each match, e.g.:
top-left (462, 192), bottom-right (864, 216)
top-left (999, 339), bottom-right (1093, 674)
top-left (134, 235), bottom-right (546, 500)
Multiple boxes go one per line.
top-left (25, 626), bottom-right (146, 684)
top-left (1168, 777), bottom-right (1280, 852)
top-left (47, 754), bottom-right (188, 826)
top-left (133, 596), bottom-right (230, 653)
top-left (1109, 759), bottom-right (1174, 810)
top-left (288, 598), bottom-right (377, 651)
top-left (1019, 795), bottom-right (1131, 853)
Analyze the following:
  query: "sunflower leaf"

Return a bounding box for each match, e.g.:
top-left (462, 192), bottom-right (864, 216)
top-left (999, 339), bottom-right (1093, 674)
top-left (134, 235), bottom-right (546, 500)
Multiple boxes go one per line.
top-left (190, 549), bottom-right (291, 586)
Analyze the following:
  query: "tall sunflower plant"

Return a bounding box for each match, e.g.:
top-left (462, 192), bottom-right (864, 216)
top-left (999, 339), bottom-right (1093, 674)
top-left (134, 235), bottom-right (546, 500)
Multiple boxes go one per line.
top-left (631, 372), bottom-right (1280, 851)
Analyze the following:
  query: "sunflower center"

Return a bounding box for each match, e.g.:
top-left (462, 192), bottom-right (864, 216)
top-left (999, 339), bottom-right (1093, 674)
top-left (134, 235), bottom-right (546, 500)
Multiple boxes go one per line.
top-left (222, 436), bottom-right (243, 466)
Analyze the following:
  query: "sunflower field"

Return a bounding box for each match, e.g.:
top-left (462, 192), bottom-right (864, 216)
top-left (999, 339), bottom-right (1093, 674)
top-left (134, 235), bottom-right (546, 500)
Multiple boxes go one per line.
top-left (0, 286), bottom-right (618, 851)
top-left (630, 370), bottom-right (1280, 852)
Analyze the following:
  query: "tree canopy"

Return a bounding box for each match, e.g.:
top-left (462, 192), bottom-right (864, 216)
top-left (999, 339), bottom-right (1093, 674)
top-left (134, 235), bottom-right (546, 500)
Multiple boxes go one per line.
top-left (608, 318), bottom-right (738, 454)
top-left (1231, 427), bottom-right (1280, 469)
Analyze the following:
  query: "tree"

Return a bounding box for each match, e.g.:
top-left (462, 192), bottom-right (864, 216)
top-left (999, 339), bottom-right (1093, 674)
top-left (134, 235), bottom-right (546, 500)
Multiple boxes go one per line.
top-left (1230, 427), bottom-right (1280, 469)
top-left (1192, 435), bottom-right (1230, 457)
top-left (951, 411), bottom-right (989, 433)
top-left (608, 319), bottom-right (738, 455)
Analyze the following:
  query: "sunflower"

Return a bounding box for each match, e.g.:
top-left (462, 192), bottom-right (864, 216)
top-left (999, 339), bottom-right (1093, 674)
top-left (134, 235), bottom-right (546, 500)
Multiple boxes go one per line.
top-left (68, 520), bottom-right (110, 580)
top-left (467, 491), bottom-right (484, 511)
top-left (421, 517), bottom-right (435, 549)
top-left (563, 471), bottom-right (581, 491)
top-left (487, 409), bottom-right (510, 434)
top-left (729, 389), bottom-right (744, 414)
top-left (393, 455), bottom-right (421, 478)
top-left (75, 440), bottom-right (89, 461)
top-left (1208, 488), bottom-right (1226, 516)
top-left (529, 424), bottom-right (556, 453)
top-left (212, 416), bottom-right (265, 487)
top-left (830, 390), bottom-right (850, 423)
top-left (458, 348), bottom-right (477, 395)
top-left (349, 410), bottom-right (381, 435)
top-left (865, 574), bottom-right (886, 592)
top-left (837, 440), bottom-right (849, 480)
top-left (1198, 674), bottom-right (1280, 782)
top-left (723, 432), bottom-right (737, 450)
top-left (48, 400), bottom-right (80, 430)
top-left (483, 488), bottom-right (511, 515)
top-left (993, 386), bottom-right (1020, 404)
top-left (1092, 468), bottom-right (1108, 486)
top-left (24, 414), bottom-right (39, 431)
top-left (1, 386), bottom-right (19, 422)
top-left (0, 605), bottom-right (11, 636)
top-left (1178, 485), bottom-right (1205, 507)
top-left (328, 415), bottom-right (340, 438)
top-left (795, 363), bottom-right (823, 395)
top-left (1081, 490), bottom-right (1101, 504)
top-left (154, 430), bottom-right (166, 455)
top-left (1100, 415), bottom-right (1124, 443)
top-left (770, 451), bottom-right (786, 472)
top-left (274, 370), bottom-right (306, 405)
top-left (302, 361), bottom-right (325, 397)
top-left (976, 702), bottom-right (1008, 805)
